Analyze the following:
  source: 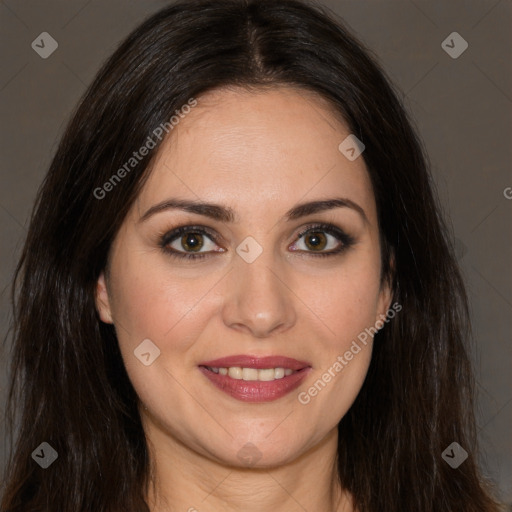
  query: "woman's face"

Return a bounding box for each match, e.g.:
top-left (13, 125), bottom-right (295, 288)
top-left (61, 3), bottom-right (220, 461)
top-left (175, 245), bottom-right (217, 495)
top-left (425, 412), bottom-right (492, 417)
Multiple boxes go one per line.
top-left (96, 86), bottom-right (391, 468)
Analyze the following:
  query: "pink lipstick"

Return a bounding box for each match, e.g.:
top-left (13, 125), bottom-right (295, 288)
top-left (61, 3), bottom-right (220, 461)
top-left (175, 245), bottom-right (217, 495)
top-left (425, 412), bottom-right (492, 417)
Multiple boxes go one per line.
top-left (198, 355), bottom-right (311, 402)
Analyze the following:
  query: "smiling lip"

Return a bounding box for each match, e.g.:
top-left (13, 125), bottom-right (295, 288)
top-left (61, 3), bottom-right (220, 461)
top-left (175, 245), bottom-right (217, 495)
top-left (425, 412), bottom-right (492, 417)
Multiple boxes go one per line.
top-left (198, 355), bottom-right (312, 403)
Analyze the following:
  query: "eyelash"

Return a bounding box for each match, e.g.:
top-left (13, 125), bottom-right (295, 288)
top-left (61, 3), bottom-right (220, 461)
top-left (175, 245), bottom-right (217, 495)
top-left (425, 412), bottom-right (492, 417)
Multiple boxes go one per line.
top-left (158, 223), bottom-right (356, 261)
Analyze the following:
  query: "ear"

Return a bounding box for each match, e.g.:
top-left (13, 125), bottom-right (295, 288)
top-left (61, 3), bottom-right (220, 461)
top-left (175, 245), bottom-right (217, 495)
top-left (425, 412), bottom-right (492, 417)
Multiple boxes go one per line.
top-left (375, 254), bottom-right (395, 324)
top-left (376, 277), bottom-right (393, 323)
top-left (95, 271), bottom-right (114, 324)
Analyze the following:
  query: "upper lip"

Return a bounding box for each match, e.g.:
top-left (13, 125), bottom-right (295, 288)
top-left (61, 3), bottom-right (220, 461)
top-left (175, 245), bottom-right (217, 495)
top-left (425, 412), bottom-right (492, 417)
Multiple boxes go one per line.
top-left (199, 355), bottom-right (311, 370)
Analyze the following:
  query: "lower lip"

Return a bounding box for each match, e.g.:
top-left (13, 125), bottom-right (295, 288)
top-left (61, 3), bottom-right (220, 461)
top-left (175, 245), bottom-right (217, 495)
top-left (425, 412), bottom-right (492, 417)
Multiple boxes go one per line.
top-left (199, 366), bottom-right (311, 402)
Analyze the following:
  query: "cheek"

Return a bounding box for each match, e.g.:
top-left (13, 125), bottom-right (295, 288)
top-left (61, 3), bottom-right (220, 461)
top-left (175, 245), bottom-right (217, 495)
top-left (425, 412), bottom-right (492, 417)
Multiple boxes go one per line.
top-left (107, 255), bottom-right (213, 413)
top-left (305, 261), bottom-right (383, 347)
top-left (107, 250), bottom-right (228, 384)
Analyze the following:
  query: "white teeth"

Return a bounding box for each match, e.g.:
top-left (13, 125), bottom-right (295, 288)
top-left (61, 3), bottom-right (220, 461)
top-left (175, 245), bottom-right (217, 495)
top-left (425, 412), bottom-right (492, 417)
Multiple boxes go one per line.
top-left (208, 366), bottom-right (296, 381)
top-left (258, 368), bottom-right (276, 381)
top-left (274, 368), bottom-right (285, 379)
top-left (228, 367), bottom-right (243, 379)
top-left (242, 368), bottom-right (259, 380)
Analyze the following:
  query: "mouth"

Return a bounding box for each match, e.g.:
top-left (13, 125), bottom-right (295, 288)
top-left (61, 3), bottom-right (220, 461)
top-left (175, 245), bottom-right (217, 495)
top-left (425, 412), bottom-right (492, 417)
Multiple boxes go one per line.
top-left (198, 355), bottom-right (312, 402)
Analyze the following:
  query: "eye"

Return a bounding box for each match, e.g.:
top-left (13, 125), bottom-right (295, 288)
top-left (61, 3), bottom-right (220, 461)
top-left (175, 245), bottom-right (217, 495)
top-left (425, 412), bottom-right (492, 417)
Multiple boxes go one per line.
top-left (160, 226), bottom-right (223, 260)
top-left (290, 223), bottom-right (355, 257)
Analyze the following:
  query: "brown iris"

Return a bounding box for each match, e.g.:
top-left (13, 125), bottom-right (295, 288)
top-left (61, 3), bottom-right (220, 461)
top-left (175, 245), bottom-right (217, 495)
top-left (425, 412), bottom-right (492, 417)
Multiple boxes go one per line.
top-left (304, 231), bottom-right (327, 251)
top-left (181, 232), bottom-right (204, 252)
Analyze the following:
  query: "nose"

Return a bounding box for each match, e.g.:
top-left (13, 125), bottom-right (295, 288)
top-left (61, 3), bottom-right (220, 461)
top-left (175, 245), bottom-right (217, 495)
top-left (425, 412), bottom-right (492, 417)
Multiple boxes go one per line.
top-left (221, 250), bottom-right (297, 339)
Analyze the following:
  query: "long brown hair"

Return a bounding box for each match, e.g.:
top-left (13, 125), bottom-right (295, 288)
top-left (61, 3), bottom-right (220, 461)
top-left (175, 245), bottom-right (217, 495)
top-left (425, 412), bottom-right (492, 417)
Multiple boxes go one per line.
top-left (1, 0), bottom-right (503, 510)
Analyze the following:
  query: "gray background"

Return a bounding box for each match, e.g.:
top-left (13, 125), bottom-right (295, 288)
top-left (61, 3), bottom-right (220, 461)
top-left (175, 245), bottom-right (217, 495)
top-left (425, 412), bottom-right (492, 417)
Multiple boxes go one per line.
top-left (1, 0), bottom-right (511, 505)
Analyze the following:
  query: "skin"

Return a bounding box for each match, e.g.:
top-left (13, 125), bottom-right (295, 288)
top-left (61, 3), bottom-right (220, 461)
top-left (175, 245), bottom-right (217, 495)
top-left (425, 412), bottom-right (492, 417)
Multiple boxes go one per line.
top-left (95, 86), bottom-right (392, 512)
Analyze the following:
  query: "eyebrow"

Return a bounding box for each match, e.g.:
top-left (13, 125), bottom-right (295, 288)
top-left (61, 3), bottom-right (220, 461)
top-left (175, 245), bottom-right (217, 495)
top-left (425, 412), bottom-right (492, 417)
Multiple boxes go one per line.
top-left (138, 197), bottom-right (368, 225)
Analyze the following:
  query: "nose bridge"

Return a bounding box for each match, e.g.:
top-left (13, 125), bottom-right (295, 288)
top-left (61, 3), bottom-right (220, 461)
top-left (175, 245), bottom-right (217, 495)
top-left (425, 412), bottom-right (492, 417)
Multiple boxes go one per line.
top-left (221, 240), bottom-right (296, 337)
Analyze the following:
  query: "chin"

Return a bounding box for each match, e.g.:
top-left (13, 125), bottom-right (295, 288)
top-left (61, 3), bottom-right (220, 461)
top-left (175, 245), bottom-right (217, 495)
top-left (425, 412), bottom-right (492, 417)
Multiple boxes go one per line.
top-left (205, 433), bottom-right (310, 470)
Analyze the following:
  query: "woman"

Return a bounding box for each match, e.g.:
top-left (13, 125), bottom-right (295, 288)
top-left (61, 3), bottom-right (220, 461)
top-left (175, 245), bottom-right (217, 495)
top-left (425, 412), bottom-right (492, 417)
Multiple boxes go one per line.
top-left (1, 0), bottom-right (503, 510)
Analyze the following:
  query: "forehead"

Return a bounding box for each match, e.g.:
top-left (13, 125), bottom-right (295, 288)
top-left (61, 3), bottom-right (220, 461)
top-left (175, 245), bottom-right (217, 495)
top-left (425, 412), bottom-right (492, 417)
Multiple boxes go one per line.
top-left (133, 86), bottom-right (376, 224)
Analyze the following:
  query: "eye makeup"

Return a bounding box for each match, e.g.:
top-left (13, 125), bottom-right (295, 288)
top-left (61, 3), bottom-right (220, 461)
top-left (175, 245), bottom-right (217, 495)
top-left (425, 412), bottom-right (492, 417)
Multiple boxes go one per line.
top-left (157, 222), bottom-right (357, 261)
